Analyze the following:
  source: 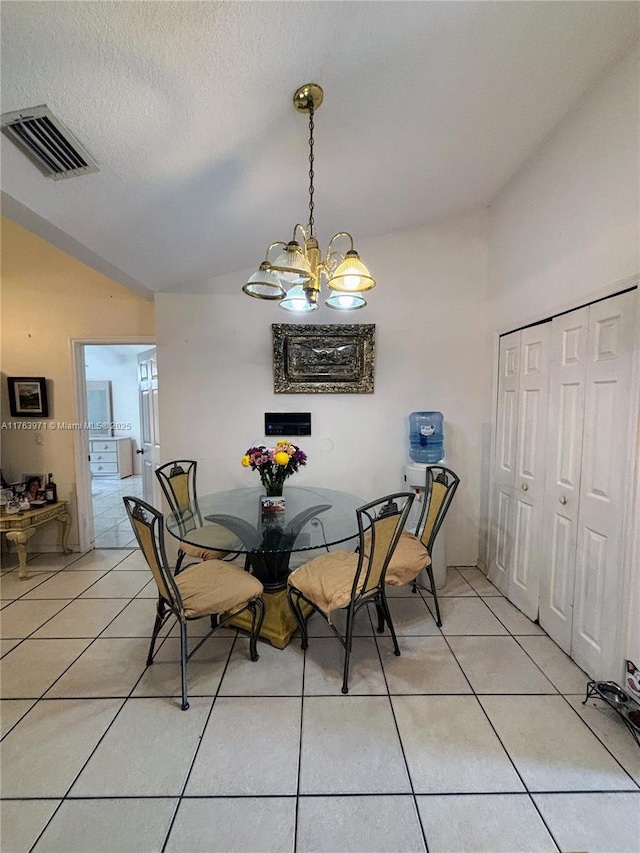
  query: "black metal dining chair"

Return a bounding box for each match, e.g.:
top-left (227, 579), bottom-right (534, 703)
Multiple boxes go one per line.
top-left (287, 492), bottom-right (414, 694)
top-left (383, 465), bottom-right (460, 626)
top-left (123, 496), bottom-right (264, 710)
top-left (155, 460), bottom-right (237, 573)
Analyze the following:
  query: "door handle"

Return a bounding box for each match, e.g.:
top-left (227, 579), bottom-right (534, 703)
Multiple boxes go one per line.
top-left (559, 495), bottom-right (567, 505)
top-left (521, 483), bottom-right (529, 492)
top-left (136, 449), bottom-right (144, 454)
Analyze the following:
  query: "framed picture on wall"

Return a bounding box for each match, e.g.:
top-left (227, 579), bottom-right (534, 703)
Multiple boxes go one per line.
top-left (272, 324), bottom-right (375, 394)
top-left (7, 377), bottom-right (49, 417)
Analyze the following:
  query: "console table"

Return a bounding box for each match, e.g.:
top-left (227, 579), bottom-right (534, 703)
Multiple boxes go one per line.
top-left (0, 502), bottom-right (72, 579)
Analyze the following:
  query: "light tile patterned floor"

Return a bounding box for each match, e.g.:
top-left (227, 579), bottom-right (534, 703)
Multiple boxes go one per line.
top-left (1, 554), bottom-right (638, 852)
top-left (91, 474), bottom-right (142, 549)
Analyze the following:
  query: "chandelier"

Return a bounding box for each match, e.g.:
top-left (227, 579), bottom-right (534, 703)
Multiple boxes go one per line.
top-left (242, 83), bottom-right (375, 312)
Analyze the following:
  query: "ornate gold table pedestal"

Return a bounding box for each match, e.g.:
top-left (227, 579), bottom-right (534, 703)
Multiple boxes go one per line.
top-left (228, 588), bottom-right (312, 650)
top-left (0, 502), bottom-right (72, 579)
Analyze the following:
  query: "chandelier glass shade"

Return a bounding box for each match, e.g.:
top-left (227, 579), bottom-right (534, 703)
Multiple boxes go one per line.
top-left (242, 83), bottom-right (376, 312)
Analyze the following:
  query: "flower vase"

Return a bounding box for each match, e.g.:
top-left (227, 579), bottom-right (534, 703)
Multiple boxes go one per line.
top-left (264, 483), bottom-right (284, 498)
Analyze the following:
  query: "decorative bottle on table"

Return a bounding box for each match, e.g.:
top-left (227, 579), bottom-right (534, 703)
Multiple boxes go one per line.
top-left (45, 473), bottom-right (58, 504)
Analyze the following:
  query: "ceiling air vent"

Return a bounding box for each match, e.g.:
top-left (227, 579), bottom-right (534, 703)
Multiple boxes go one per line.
top-left (1, 104), bottom-right (99, 180)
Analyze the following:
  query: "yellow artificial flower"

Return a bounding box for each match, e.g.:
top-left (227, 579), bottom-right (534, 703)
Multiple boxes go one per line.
top-left (274, 451), bottom-right (290, 466)
top-left (241, 455), bottom-right (250, 467)
top-left (276, 440), bottom-right (288, 447)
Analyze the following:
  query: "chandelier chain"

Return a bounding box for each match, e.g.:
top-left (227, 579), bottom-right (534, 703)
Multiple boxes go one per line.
top-left (308, 105), bottom-right (315, 237)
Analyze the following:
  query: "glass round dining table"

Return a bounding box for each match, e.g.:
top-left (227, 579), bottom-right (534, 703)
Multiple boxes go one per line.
top-left (165, 485), bottom-right (366, 591)
top-left (165, 485), bottom-right (366, 649)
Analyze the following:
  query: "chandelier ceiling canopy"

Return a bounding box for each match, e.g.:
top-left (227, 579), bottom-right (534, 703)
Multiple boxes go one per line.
top-left (242, 83), bottom-right (376, 312)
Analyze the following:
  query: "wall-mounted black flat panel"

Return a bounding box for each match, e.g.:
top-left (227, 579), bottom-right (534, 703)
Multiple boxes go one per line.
top-left (265, 412), bottom-right (312, 436)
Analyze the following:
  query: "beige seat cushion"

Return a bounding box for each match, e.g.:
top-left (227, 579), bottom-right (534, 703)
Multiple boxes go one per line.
top-left (180, 541), bottom-right (229, 562)
top-left (288, 550), bottom-right (363, 619)
top-left (384, 531), bottom-right (431, 586)
top-left (174, 560), bottom-right (262, 619)
top-left (178, 523), bottom-right (240, 562)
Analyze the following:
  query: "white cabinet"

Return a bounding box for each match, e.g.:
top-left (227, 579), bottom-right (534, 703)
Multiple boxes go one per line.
top-left (89, 437), bottom-right (133, 478)
top-left (489, 288), bottom-right (637, 679)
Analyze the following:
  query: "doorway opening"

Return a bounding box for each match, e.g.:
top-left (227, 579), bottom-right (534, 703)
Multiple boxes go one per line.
top-left (71, 339), bottom-right (156, 552)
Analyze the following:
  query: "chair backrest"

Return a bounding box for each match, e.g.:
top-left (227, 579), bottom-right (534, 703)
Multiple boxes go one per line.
top-left (155, 460), bottom-right (201, 537)
top-left (354, 492), bottom-right (415, 600)
top-left (415, 466), bottom-right (460, 554)
top-left (123, 496), bottom-right (181, 607)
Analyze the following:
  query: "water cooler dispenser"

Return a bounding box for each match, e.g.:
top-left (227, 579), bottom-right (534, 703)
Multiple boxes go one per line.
top-left (403, 412), bottom-right (447, 589)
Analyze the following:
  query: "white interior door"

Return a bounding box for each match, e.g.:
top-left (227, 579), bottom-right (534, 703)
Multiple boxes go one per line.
top-left (509, 323), bottom-right (550, 619)
top-left (539, 306), bottom-right (590, 652)
top-left (571, 290), bottom-right (636, 677)
top-left (539, 290), bottom-right (637, 677)
top-left (488, 324), bottom-right (550, 618)
top-left (138, 348), bottom-right (160, 505)
top-left (488, 330), bottom-right (521, 595)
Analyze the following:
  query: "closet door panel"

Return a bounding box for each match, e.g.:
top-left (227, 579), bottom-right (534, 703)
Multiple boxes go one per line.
top-left (508, 325), bottom-right (550, 619)
top-left (539, 307), bottom-right (590, 652)
top-left (571, 291), bottom-right (636, 678)
top-left (488, 331), bottom-right (521, 594)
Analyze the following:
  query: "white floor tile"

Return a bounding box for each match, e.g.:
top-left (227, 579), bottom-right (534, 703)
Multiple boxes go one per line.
top-left (78, 570), bottom-right (150, 598)
top-left (439, 599), bottom-right (508, 636)
top-left (0, 800), bottom-right (61, 853)
top-left (0, 637), bottom-right (22, 656)
top-left (297, 795), bottom-right (426, 853)
top-left (565, 694), bottom-right (640, 785)
top-left (448, 636), bottom-right (556, 693)
top-left (0, 639), bottom-right (91, 698)
top-left (185, 696), bottom-right (301, 795)
top-left (32, 797), bottom-right (177, 853)
top-left (482, 596), bottom-right (544, 635)
top-left (436, 568), bottom-right (477, 596)
top-left (392, 695), bottom-right (524, 793)
top-left (0, 698), bottom-right (37, 738)
top-left (70, 696), bottom-right (211, 796)
top-left (44, 637), bottom-right (150, 698)
top-left (0, 569), bottom-right (57, 599)
top-left (517, 635), bottom-right (590, 693)
top-left (417, 794), bottom-right (557, 852)
top-left (133, 636), bottom-right (234, 700)
top-left (0, 698), bottom-right (123, 796)
top-left (23, 570), bottom-right (108, 599)
top-left (220, 637), bottom-right (303, 695)
top-left (166, 797), bottom-right (296, 853)
top-left (98, 597), bottom-right (164, 637)
top-left (379, 635), bottom-right (471, 694)
top-left (386, 596), bottom-right (441, 636)
top-left (31, 598), bottom-right (128, 638)
top-left (304, 636), bottom-right (388, 695)
top-left (65, 550), bottom-right (133, 571)
top-left (480, 695), bottom-right (634, 791)
top-left (456, 568), bottom-right (502, 596)
top-left (300, 696), bottom-right (411, 794)
top-left (0, 598), bottom-right (69, 638)
top-left (533, 792), bottom-right (640, 853)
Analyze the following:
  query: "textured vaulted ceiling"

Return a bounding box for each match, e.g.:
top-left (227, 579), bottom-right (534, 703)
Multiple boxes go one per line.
top-left (1, 1), bottom-right (638, 297)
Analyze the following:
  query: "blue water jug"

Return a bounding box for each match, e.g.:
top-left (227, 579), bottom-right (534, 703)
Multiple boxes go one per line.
top-left (409, 411), bottom-right (444, 463)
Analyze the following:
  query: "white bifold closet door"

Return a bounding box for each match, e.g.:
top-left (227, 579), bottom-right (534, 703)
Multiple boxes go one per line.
top-left (489, 323), bottom-right (550, 620)
top-left (539, 290), bottom-right (636, 679)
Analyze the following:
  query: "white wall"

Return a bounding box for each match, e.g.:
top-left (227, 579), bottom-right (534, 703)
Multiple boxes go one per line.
top-left (85, 345), bottom-right (150, 474)
top-left (485, 43), bottom-right (640, 667)
top-left (156, 210), bottom-right (488, 566)
top-left (488, 43), bottom-right (639, 329)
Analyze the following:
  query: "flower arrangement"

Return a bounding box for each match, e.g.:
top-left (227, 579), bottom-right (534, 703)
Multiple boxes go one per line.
top-left (241, 441), bottom-right (307, 496)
